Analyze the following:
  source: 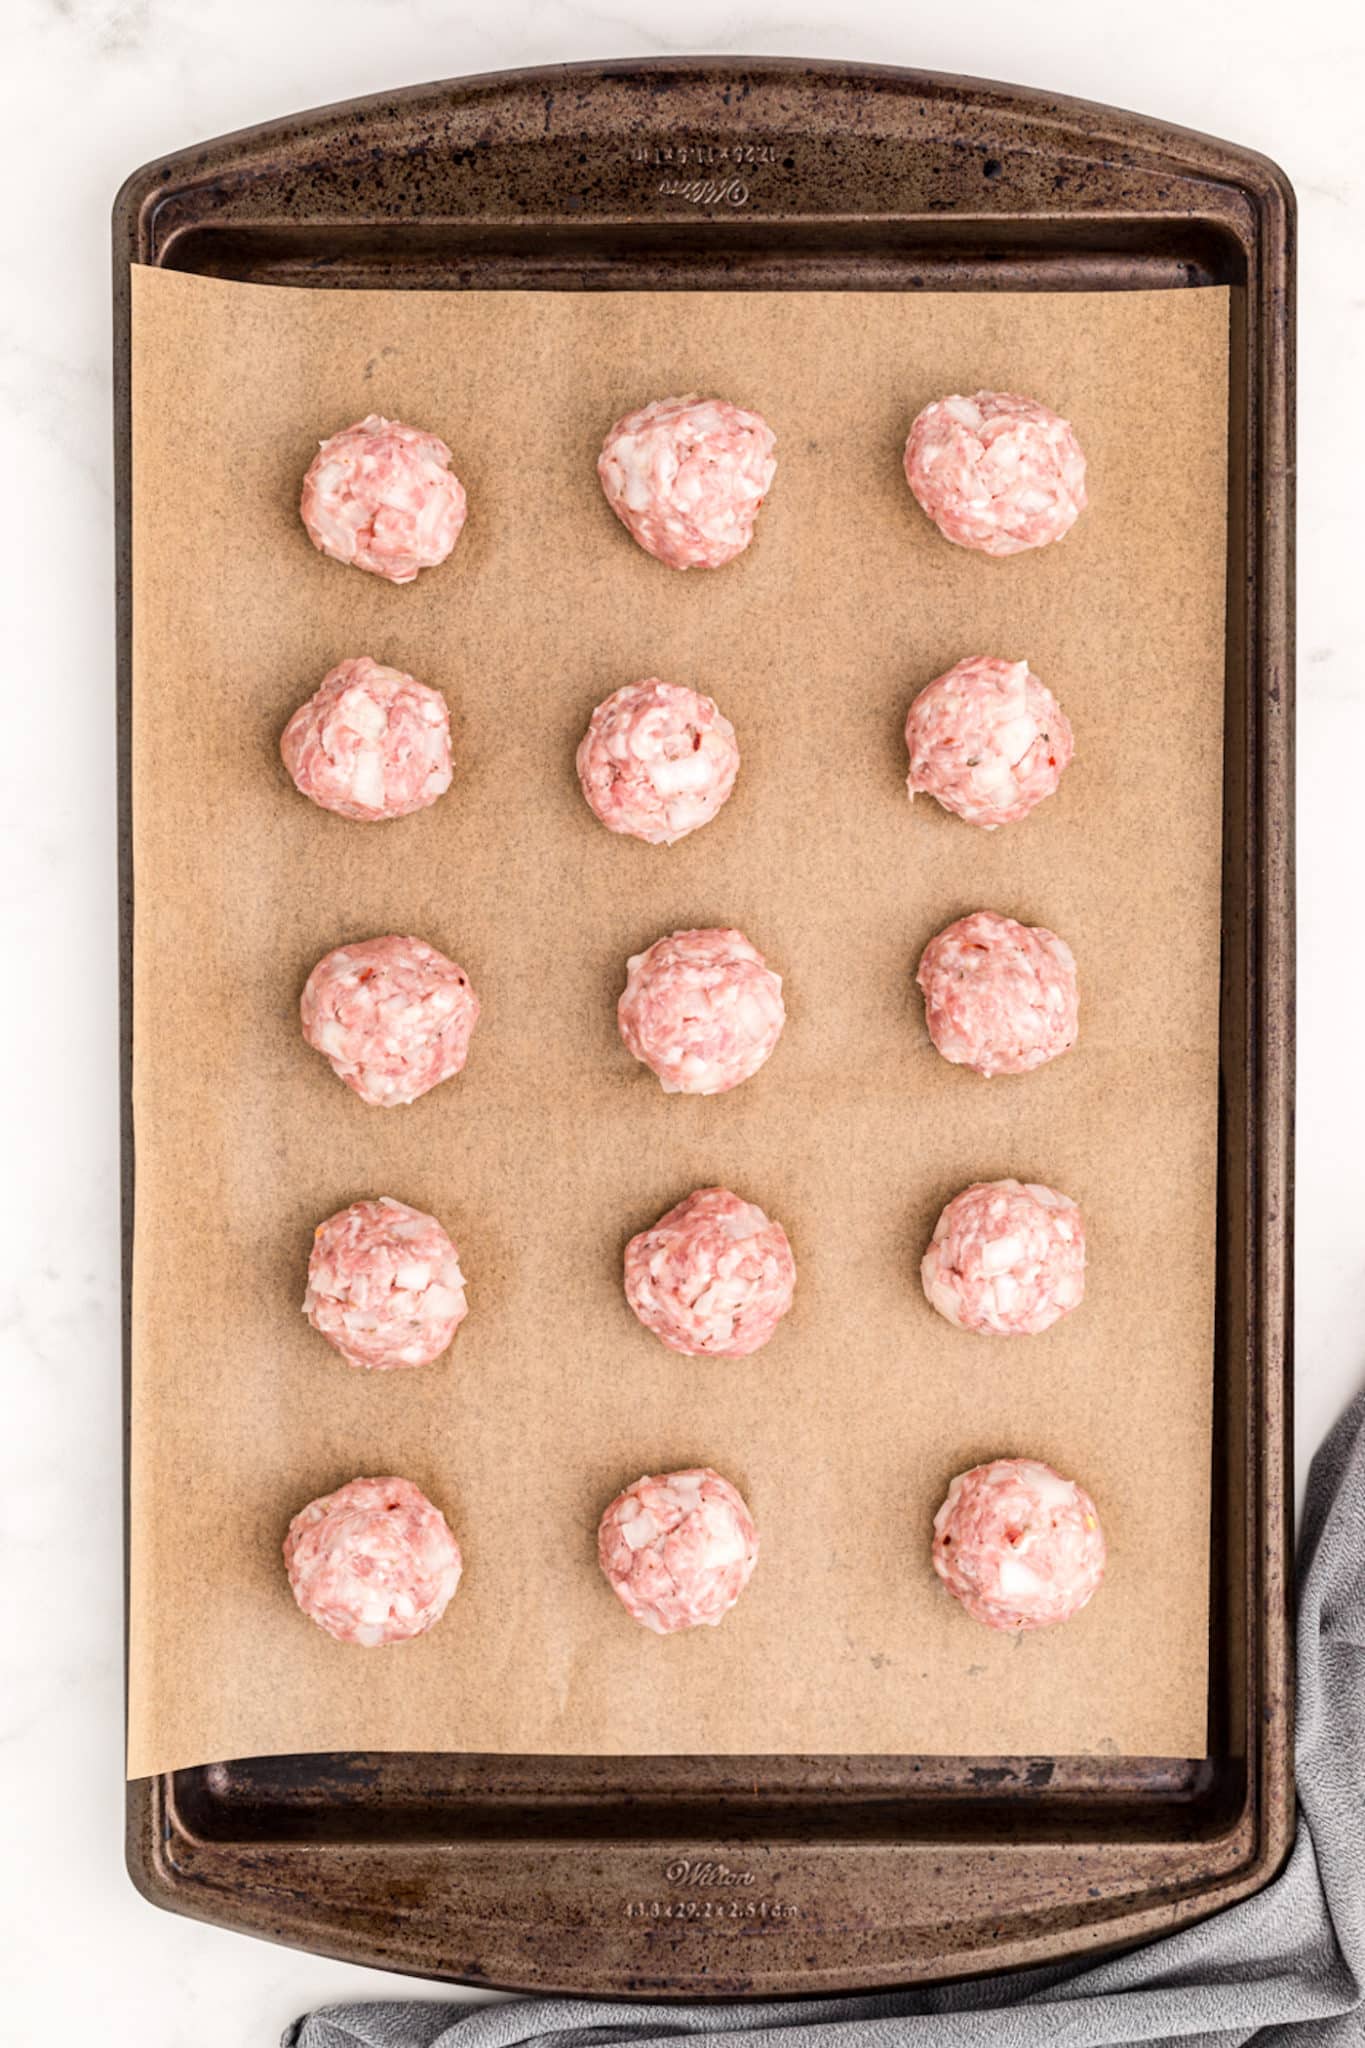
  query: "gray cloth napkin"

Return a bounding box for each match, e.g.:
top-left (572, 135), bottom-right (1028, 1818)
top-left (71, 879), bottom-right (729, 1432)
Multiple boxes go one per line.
top-left (286, 1389), bottom-right (1365, 2048)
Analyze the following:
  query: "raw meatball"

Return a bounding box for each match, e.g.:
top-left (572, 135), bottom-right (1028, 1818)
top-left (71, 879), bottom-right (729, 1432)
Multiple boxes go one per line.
top-left (932, 1457), bottom-right (1106, 1631)
top-left (284, 1475), bottom-right (463, 1646)
top-left (624, 1187), bottom-right (795, 1358)
top-left (916, 910), bottom-right (1079, 1078)
top-left (618, 927), bottom-right (785, 1095)
top-left (301, 934), bottom-right (479, 1108)
top-left (904, 391), bottom-right (1087, 556)
top-left (905, 656), bottom-right (1073, 829)
top-left (597, 395), bottom-right (776, 570)
top-left (922, 1179), bottom-right (1085, 1337)
top-left (598, 1468), bottom-right (759, 1634)
top-left (577, 679), bottom-right (740, 845)
top-left (304, 1197), bottom-right (468, 1371)
top-left (281, 657), bottom-right (453, 822)
top-left (300, 415), bottom-right (467, 583)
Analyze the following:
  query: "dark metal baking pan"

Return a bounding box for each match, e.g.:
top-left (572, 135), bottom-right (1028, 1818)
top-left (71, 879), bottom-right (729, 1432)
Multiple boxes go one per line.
top-left (114, 57), bottom-right (1295, 1998)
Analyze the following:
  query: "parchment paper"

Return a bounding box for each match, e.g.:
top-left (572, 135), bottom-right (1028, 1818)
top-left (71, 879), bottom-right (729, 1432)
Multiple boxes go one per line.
top-left (128, 267), bottom-right (1229, 1778)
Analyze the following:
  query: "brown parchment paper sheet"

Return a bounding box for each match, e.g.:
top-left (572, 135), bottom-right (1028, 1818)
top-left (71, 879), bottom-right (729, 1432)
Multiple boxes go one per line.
top-left (128, 268), bottom-right (1229, 1778)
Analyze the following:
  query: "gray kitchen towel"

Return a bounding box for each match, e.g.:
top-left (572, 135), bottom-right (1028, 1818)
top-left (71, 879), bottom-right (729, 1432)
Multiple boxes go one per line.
top-left (286, 1388), bottom-right (1365, 2048)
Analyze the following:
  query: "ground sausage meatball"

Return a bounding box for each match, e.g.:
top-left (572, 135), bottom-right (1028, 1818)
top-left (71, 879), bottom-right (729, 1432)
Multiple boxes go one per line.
top-left (577, 679), bottom-right (740, 845)
top-left (597, 395), bottom-right (777, 570)
top-left (905, 656), bottom-right (1073, 829)
top-left (916, 910), bottom-right (1079, 1078)
top-left (624, 1187), bottom-right (795, 1358)
top-left (904, 391), bottom-right (1087, 556)
top-left (922, 1180), bottom-right (1085, 1336)
top-left (300, 934), bottom-right (479, 1108)
top-left (598, 1468), bottom-right (759, 1633)
top-left (281, 657), bottom-right (453, 822)
top-left (617, 927), bottom-right (785, 1095)
top-left (932, 1457), bottom-right (1106, 1631)
top-left (300, 415), bottom-right (467, 583)
top-left (304, 1197), bottom-right (468, 1371)
top-left (284, 1475), bottom-right (463, 1646)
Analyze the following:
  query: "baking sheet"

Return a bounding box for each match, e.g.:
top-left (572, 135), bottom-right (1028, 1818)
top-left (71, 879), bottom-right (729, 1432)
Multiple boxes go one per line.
top-left (127, 267), bottom-right (1228, 1778)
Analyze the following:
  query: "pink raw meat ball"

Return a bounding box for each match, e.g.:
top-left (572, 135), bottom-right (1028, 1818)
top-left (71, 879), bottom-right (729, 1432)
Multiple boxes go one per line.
top-left (916, 910), bottom-right (1079, 1077)
top-left (300, 934), bottom-right (479, 1108)
top-left (905, 655), bottom-right (1073, 829)
top-left (300, 415), bottom-right (467, 583)
top-left (281, 657), bottom-right (453, 822)
top-left (598, 1468), bottom-right (759, 1633)
top-left (577, 678), bottom-right (740, 845)
top-left (304, 1196), bottom-right (468, 1371)
top-left (597, 394), bottom-right (776, 570)
top-left (922, 1179), bottom-right (1086, 1337)
top-left (932, 1457), bottom-right (1106, 1631)
top-left (624, 1186), bottom-right (795, 1358)
top-left (284, 1475), bottom-right (464, 1645)
top-left (617, 927), bottom-right (785, 1095)
top-left (904, 390), bottom-right (1087, 556)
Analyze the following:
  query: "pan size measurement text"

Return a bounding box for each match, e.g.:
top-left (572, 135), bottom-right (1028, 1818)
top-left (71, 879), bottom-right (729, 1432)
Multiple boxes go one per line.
top-left (624, 1898), bottom-right (800, 1923)
top-left (630, 142), bottom-right (782, 167)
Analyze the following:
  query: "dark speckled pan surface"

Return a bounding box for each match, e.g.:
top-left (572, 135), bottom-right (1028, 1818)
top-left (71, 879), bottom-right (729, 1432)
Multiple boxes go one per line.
top-left (114, 57), bottom-right (1294, 1999)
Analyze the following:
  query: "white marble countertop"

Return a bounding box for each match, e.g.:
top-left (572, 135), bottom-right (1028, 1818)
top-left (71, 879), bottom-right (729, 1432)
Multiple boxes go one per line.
top-left (2, 1), bottom-right (1358, 2040)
